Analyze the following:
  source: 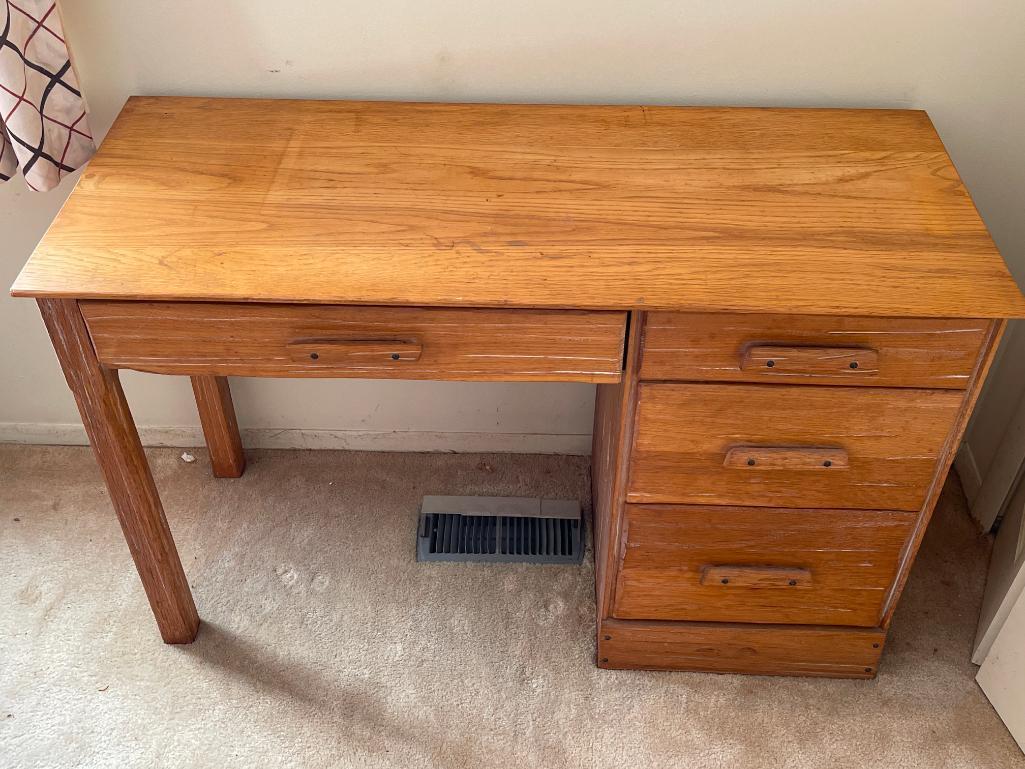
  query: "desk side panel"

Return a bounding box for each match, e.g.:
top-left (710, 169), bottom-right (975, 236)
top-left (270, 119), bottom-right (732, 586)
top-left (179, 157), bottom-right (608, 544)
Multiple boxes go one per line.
top-left (880, 318), bottom-right (1007, 626)
top-left (592, 312), bottom-right (644, 619)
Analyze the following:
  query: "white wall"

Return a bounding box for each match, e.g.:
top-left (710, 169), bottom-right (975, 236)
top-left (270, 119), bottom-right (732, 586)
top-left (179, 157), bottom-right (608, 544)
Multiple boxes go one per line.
top-left (2, 0), bottom-right (1024, 455)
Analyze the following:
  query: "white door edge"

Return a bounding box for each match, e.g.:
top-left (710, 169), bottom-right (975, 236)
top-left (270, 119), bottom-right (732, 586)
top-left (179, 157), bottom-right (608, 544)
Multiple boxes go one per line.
top-left (977, 584), bottom-right (1025, 753)
top-left (974, 474), bottom-right (1025, 663)
top-left (970, 388), bottom-right (1025, 532)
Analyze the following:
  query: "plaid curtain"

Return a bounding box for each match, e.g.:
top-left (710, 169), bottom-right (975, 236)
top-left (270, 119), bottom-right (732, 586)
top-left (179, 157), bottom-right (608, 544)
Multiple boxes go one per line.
top-left (0, 0), bottom-right (94, 192)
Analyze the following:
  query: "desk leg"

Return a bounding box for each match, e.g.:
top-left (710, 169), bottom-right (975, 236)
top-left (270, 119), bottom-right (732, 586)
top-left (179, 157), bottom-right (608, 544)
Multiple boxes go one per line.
top-left (191, 376), bottom-right (246, 478)
top-left (38, 298), bottom-right (200, 644)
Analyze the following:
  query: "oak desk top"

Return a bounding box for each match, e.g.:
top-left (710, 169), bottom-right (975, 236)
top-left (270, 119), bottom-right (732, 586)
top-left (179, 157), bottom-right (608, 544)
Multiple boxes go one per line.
top-left (12, 96), bottom-right (1025, 318)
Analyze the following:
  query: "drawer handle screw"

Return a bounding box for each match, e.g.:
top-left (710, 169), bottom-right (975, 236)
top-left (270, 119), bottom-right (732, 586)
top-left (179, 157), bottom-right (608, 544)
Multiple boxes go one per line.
top-left (850, 361), bottom-right (859, 369)
top-left (391, 353), bottom-right (401, 360)
top-left (309, 352), bottom-right (319, 360)
top-left (788, 579), bottom-right (798, 586)
top-left (721, 578), bottom-right (730, 584)
top-left (823, 460), bottom-right (832, 467)
top-left (747, 458), bottom-right (756, 466)
top-left (766, 360), bottom-right (775, 368)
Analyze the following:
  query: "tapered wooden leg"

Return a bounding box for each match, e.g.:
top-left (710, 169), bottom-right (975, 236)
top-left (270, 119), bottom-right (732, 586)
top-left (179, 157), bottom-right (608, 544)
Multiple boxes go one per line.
top-left (190, 376), bottom-right (245, 478)
top-left (38, 299), bottom-right (199, 644)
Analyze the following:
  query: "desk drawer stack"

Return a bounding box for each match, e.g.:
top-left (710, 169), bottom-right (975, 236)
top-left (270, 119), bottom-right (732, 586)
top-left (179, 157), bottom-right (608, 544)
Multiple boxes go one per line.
top-left (593, 311), bottom-right (1001, 677)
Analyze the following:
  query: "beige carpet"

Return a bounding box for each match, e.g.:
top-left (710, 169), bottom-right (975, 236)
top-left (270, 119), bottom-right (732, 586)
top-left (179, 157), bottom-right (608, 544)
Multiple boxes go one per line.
top-left (0, 445), bottom-right (1022, 769)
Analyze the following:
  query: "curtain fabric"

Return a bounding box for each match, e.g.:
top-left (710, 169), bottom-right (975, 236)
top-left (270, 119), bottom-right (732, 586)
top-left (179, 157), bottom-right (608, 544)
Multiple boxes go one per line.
top-left (0, 1), bottom-right (94, 191)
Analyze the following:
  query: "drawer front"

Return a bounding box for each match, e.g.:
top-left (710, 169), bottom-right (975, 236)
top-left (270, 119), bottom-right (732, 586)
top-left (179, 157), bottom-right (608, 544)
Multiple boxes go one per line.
top-left (628, 383), bottom-right (962, 510)
top-left (81, 301), bottom-right (627, 382)
top-left (640, 312), bottom-right (987, 388)
top-left (613, 504), bottom-right (916, 626)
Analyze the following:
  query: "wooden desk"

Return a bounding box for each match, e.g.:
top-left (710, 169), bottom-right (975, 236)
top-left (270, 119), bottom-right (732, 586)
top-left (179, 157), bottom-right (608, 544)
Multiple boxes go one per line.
top-left (12, 97), bottom-right (1025, 678)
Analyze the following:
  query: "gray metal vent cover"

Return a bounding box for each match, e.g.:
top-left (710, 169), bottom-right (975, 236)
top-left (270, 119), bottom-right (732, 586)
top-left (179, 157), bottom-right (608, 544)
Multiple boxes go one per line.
top-left (416, 495), bottom-right (584, 564)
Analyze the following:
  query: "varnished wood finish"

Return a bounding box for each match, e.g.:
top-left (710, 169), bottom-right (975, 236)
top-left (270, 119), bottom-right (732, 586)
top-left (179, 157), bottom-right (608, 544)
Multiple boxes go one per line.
top-left (286, 338), bottom-right (423, 364)
top-left (741, 345), bottom-right (879, 378)
top-left (590, 312), bottom-right (644, 618)
top-left (191, 376), bottom-right (246, 478)
top-left (598, 619), bottom-right (886, 678)
top-left (880, 319), bottom-right (1006, 626)
top-left (640, 312), bottom-right (989, 388)
top-left (722, 445), bottom-right (849, 470)
top-left (613, 505), bottom-right (915, 626)
top-left (37, 298), bottom-right (198, 643)
top-left (699, 565), bottom-right (812, 588)
top-left (628, 383), bottom-right (962, 510)
top-left (80, 301), bottom-right (627, 383)
top-left (13, 98), bottom-right (1025, 319)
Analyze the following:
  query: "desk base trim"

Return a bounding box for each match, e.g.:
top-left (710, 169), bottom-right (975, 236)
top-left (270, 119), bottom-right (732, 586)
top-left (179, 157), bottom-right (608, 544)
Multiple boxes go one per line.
top-left (598, 619), bottom-right (885, 678)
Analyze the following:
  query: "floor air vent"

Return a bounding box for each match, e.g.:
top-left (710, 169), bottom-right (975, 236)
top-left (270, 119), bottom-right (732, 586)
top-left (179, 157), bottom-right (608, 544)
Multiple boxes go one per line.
top-left (416, 495), bottom-right (584, 564)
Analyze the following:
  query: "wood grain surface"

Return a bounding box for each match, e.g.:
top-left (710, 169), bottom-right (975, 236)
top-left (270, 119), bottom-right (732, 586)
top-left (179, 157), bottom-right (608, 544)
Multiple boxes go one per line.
top-left (12, 97), bottom-right (1025, 318)
top-left (698, 564), bottom-right (812, 588)
top-left (741, 345), bottom-right (880, 377)
top-left (628, 383), bottom-right (962, 510)
top-left (37, 298), bottom-right (199, 643)
top-left (880, 318), bottom-right (1006, 626)
top-left (191, 375), bottom-right (246, 478)
top-left (598, 619), bottom-right (886, 677)
top-left (721, 445), bottom-right (849, 470)
top-left (80, 301), bottom-right (627, 383)
top-left (639, 312), bottom-right (989, 388)
top-left (613, 504), bottom-right (915, 626)
top-left (590, 312), bottom-right (644, 618)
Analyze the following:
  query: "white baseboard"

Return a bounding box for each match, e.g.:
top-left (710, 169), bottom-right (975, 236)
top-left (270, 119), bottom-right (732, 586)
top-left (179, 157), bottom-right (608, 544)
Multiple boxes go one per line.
top-left (0, 422), bottom-right (592, 455)
top-left (955, 441), bottom-right (983, 507)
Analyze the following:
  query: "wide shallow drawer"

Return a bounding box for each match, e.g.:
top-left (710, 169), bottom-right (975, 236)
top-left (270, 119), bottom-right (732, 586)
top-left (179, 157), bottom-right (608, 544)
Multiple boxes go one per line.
top-left (81, 301), bottom-right (627, 382)
top-left (640, 312), bottom-right (988, 388)
top-left (613, 504), bottom-right (915, 626)
top-left (628, 383), bottom-right (962, 510)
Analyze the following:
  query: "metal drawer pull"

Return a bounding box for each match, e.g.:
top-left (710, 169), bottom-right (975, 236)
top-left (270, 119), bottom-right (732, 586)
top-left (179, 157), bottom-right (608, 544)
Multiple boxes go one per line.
top-left (723, 445), bottom-right (849, 470)
top-left (287, 337), bottom-right (423, 364)
top-left (700, 565), bottom-right (812, 588)
top-left (741, 345), bottom-right (879, 376)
